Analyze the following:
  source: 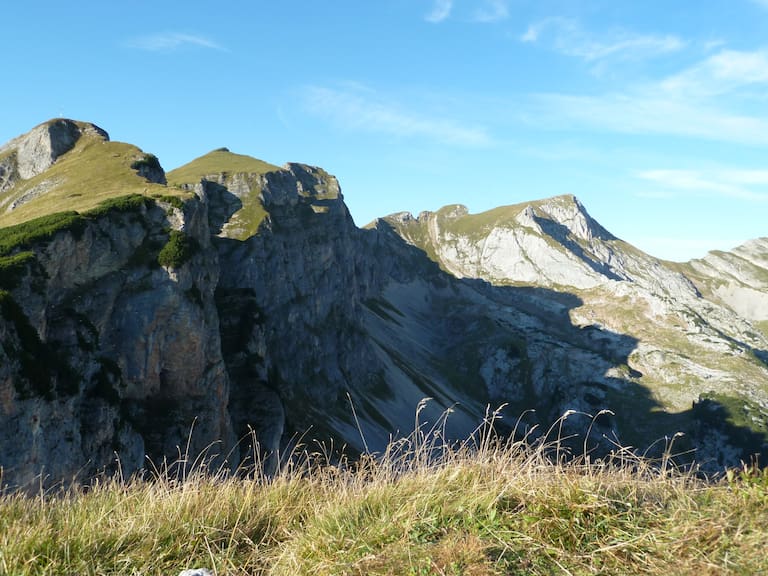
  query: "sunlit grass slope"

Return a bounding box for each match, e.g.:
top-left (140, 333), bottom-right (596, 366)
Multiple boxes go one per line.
top-left (0, 130), bottom-right (190, 228)
top-left (1, 430), bottom-right (766, 575)
top-left (167, 149), bottom-right (279, 185)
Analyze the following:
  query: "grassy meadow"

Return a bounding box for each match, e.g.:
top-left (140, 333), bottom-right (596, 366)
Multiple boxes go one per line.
top-left (1, 411), bottom-right (766, 576)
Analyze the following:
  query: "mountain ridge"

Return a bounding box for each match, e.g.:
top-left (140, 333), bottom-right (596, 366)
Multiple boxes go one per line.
top-left (0, 119), bottom-right (766, 488)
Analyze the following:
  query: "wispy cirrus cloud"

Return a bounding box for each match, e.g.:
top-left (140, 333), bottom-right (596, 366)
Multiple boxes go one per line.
top-left (127, 32), bottom-right (226, 52)
top-left (636, 168), bottom-right (768, 202)
top-left (526, 44), bottom-right (768, 147)
top-left (660, 49), bottom-right (768, 97)
top-left (530, 91), bottom-right (768, 146)
top-left (473, 0), bottom-right (510, 23)
top-left (425, 0), bottom-right (509, 24)
top-left (521, 18), bottom-right (684, 62)
top-left (303, 85), bottom-right (492, 147)
top-left (425, 0), bottom-right (452, 23)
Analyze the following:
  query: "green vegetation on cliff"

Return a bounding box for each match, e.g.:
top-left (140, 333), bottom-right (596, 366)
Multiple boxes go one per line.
top-left (158, 230), bottom-right (198, 268)
top-left (1, 435), bottom-right (766, 575)
top-left (0, 194), bottom-right (155, 258)
top-left (0, 211), bottom-right (84, 256)
top-left (0, 252), bottom-right (35, 289)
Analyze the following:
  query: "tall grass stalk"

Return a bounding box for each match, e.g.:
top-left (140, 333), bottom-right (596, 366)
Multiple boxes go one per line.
top-left (1, 410), bottom-right (766, 575)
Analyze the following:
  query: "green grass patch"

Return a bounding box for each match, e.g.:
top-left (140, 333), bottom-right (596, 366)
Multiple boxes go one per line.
top-left (224, 189), bottom-right (269, 240)
top-left (0, 194), bottom-right (157, 259)
top-left (0, 211), bottom-right (85, 256)
top-left (157, 230), bottom-right (198, 269)
top-left (696, 392), bottom-right (768, 439)
top-left (82, 193), bottom-right (152, 218)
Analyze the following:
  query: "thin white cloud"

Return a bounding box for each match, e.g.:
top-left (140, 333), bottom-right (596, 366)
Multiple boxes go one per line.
top-left (127, 32), bottom-right (226, 52)
top-left (531, 91), bottom-right (768, 146)
top-left (521, 17), bottom-right (572, 44)
top-left (427, 0), bottom-right (509, 24)
top-left (474, 0), bottom-right (510, 23)
top-left (661, 49), bottom-right (768, 97)
top-left (751, 0), bottom-right (768, 9)
top-left (521, 18), bottom-right (684, 62)
top-left (526, 45), bottom-right (768, 147)
top-left (303, 85), bottom-right (492, 147)
top-left (703, 39), bottom-right (727, 53)
top-left (636, 169), bottom-right (768, 202)
top-left (425, 0), bottom-right (452, 23)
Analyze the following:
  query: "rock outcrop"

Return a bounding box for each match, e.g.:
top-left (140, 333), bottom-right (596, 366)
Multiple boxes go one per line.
top-left (686, 238), bottom-right (768, 322)
top-left (0, 120), bottom-right (108, 191)
top-left (0, 119), bottom-right (75, 181)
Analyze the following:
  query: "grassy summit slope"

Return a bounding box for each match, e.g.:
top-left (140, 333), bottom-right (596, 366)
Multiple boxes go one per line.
top-left (0, 127), bottom-right (189, 228)
top-left (167, 148), bottom-right (279, 184)
top-left (168, 149), bottom-right (281, 239)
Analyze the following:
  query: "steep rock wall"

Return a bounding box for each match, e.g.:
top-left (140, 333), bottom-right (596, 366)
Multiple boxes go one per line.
top-left (0, 197), bottom-right (234, 488)
top-left (209, 164), bottom-right (382, 461)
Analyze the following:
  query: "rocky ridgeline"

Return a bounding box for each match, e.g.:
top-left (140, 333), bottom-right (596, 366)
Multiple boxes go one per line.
top-left (0, 120), bottom-right (767, 489)
top-left (688, 238), bottom-right (768, 322)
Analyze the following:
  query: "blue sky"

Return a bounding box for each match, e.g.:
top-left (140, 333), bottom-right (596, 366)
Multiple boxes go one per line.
top-left (2, 1), bottom-right (768, 261)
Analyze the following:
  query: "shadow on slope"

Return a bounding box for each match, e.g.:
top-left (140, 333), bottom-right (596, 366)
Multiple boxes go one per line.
top-left (363, 220), bottom-right (768, 471)
top-left (209, 204), bottom-right (767, 475)
top-left (201, 182), bottom-right (242, 234)
top-left (532, 213), bottom-right (625, 281)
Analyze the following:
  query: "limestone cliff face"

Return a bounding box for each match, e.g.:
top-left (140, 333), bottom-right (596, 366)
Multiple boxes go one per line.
top-left (207, 162), bottom-right (377, 459)
top-left (686, 238), bottom-right (768, 323)
top-left (0, 196), bottom-right (233, 488)
top-left (1, 121), bottom-right (767, 488)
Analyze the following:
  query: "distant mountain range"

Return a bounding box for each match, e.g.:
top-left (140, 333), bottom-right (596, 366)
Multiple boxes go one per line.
top-left (1, 119), bottom-right (766, 489)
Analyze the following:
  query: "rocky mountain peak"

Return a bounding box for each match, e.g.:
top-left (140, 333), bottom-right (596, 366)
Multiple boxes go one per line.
top-left (530, 194), bottom-right (615, 243)
top-left (0, 119), bottom-right (108, 183)
top-left (0, 119), bottom-right (172, 226)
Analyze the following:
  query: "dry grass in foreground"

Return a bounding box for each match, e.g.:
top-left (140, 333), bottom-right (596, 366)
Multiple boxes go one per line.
top-left (1, 412), bottom-right (767, 576)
